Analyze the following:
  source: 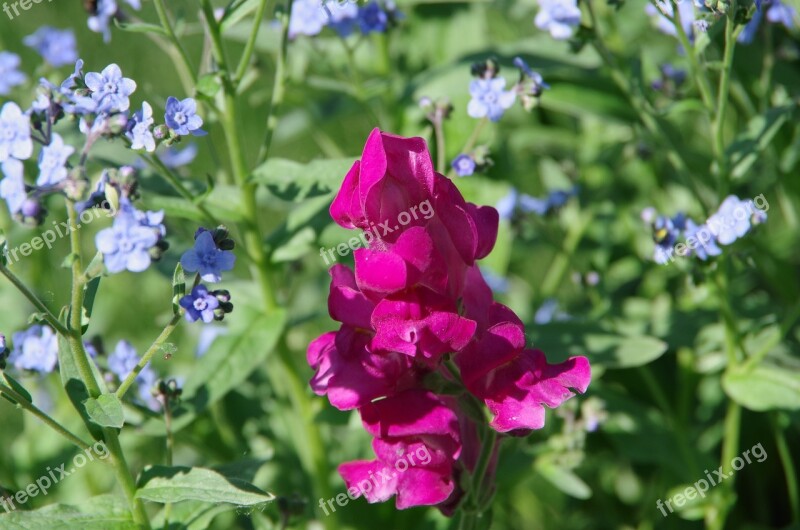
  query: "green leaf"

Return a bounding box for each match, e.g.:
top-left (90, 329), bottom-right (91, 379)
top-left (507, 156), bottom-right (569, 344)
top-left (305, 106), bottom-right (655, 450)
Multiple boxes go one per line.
top-left (727, 106), bottom-right (794, 180)
top-left (536, 460), bottom-right (592, 500)
top-left (163, 306), bottom-right (286, 432)
top-left (145, 185), bottom-right (246, 223)
top-left (113, 19), bottom-right (168, 36)
top-left (84, 394), bottom-right (125, 429)
top-left (0, 494), bottom-right (137, 529)
top-left (136, 466), bottom-right (275, 506)
top-left (722, 364), bottom-right (800, 411)
top-left (173, 263), bottom-right (186, 315)
top-left (251, 158), bottom-right (355, 201)
top-left (196, 74), bottom-right (222, 98)
top-left (0, 372), bottom-right (33, 404)
top-left (532, 322), bottom-right (668, 369)
top-left (81, 277), bottom-right (101, 335)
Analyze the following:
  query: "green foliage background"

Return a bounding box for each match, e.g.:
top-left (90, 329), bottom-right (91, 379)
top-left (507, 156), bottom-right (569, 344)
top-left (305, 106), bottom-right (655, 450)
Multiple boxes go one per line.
top-left (0, 0), bottom-right (799, 528)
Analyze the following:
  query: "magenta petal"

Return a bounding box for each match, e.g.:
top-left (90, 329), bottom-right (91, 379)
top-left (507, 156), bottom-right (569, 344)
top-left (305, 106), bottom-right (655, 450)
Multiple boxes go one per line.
top-left (467, 203), bottom-right (499, 260)
top-left (354, 247), bottom-right (409, 296)
top-left (328, 264), bottom-right (374, 329)
top-left (338, 460), bottom-right (398, 503)
top-left (395, 468), bottom-right (456, 509)
top-left (485, 351), bottom-right (592, 432)
top-left (307, 332), bottom-right (336, 396)
top-left (360, 389), bottom-right (461, 441)
top-left (330, 160), bottom-right (364, 229)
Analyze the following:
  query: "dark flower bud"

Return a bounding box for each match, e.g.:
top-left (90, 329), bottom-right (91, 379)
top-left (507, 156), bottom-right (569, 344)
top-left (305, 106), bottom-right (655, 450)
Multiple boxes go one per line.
top-left (212, 289), bottom-right (231, 303)
top-left (471, 58), bottom-right (500, 79)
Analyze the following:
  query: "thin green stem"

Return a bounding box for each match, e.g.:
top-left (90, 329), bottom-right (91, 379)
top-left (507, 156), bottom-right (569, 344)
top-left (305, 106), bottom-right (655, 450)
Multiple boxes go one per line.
top-left (772, 414), bottom-right (800, 522)
top-left (152, 0), bottom-right (197, 82)
top-left (257, 0), bottom-right (294, 165)
top-left (0, 263), bottom-right (70, 337)
top-left (0, 381), bottom-right (94, 452)
top-left (433, 116), bottom-right (446, 174)
top-left (116, 313), bottom-right (182, 400)
top-left (162, 394), bottom-right (174, 530)
top-left (709, 401), bottom-right (741, 530)
top-left (234, 0), bottom-right (272, 85)
top-left (140, 152), bottom-right (220, 226)
top-left (671, 2), bottom-right (715, 112)
top-left (714, 2), bottom-right (738, 197)
top-left (446, 119), bottom-right (487, 179)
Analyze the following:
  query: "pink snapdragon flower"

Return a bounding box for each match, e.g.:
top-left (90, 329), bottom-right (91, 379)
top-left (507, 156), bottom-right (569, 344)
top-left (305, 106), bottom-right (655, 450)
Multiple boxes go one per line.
top-left (338, 389), bottom-right (462, 509)
top-left (456, 303), bottom-right (591, 434)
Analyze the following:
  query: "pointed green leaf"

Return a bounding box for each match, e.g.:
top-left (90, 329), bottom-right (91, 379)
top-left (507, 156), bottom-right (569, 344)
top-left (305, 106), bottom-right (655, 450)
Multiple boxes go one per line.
top-left (136, 466), bottom-right (275, 506)
top-left (723, 364), bottom-right (800, 411)
top-left (173, 263), bottom-right (186, 315)
top-left (84, 394), bottom-right (125, 429)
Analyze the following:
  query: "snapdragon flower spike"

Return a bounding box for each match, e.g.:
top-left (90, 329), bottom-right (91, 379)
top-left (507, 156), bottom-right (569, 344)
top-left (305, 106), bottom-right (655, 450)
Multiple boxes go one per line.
top-left (8, 325), bottom-right (59, 374)
top-left (456, 303), bottom-right (591, 434)
top-left (180, 230), bottom-right (236, 283)
top-left (338, 389), bottom-right (462, 509)
top-left (0, 53), bottom-right (26, 96)
top-left (164, 97), bottom-right (206, 137)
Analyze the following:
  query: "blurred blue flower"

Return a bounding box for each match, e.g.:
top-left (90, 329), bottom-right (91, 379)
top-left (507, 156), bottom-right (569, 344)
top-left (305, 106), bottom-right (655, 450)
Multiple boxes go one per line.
top-left (738, 9), bottom-right (763, 43)
top-left (467, 77), bottom-right (516, 122)
top-left (0, 102), bottom-right (33, 162)
top-left (358, 2), bottom-right (388, 33)
top-left (126, 101), bottom-right (156, 152)
top-left (95, 208), bottom-right (159, 273)
top-left (60, 59), bottom-right (85, 94)
top-left (108, 340), bottom-right (157, 404)
top-left (84, 63), bottom-right (136, 113)
top-left (451, 154), bottom-right (476, 177)
top-left (0, 159), bottom-right (26, 214)
top-left (708, 195), bottom-right (755, 245)
top-left (535, 0), bottom-right (581, 40)
top-left (36, 133), bottom-right (75, 186)
top-left (513, 56), bottom-right (550, 100)
top-left (0, 52), bottom-right (26, 96)
top-left (652, 215), bottom-right (679, 264)
top-left (180, 285), bottom-right (220, 323)
top-left (8, 325), bottom-right (58, 374)
top-left (645, 0), bottom-right (697, 39)
top-left (684, 219), bottom-right (722, 261)
top-left (160, 144), bottom-right (198, 168)
top-left (326, 0), bottom-right (359, 36)
top-left (495, 188), bottom-right (518, 220)
top-left (518, 194), bottom-right (549, 215)
top-left (766, 0), bottom-right (796, 28)
top-left (181, 230), bottom-right (236, 283)
top-left (23, 27), bottom-right (78, 67)
top-left (165, 97), bottom-right (206, 136)
top-left (534, 298), bottom-right (570, 324)
top-left (196, 325), bottom-right (227, 357)
top-left (289, 0), bottom-right (330, 38)
top-left (87, 0), bottom-right (118, 43)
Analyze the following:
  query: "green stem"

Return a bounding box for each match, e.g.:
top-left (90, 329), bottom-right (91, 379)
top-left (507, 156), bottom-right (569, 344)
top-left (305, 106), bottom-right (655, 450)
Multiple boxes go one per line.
top-left (540, 212), bottom-right (591, 298)
top-left (446, 119), bottom-right (487, 179)
top-left (152, 0), bottom-right (197, 82)
top-left (65, 202), bottom-right (151, 529)
top-left (257, 0), bottom-right (294, 165)
top-left (714, 2), bottom-right (737, 197)
top-left (459, 428), bottom-right (498, 529)
top-left (234, 0), bottom-right (272, 86)
top-left (772, 414), bottom-right (800, 522)
top-left (433, 115), bottom-right (446, 174)
top-left (140, 152), bottom-right (220, 226)
top-left (0, 262), bottom-right (70, 337)
top-left (0, 381), bottom-right (94, 452)
top-left (116, 313), bottom-right (182, 400)
top-left (670, 2), bottom-right (715, 112)
top-left (709, 401), bottom-right (740, 530)
top-left (162, 395), bottom-right (174, 530)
